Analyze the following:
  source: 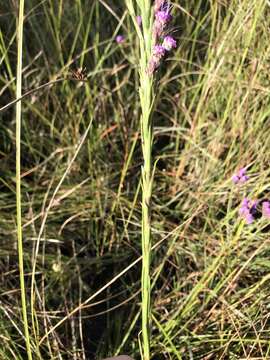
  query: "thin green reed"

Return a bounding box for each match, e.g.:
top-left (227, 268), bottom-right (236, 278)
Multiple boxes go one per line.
top-left (16, 1), bottom-right (33, 359)
top-left (126, 1), bottom-right (154, 359)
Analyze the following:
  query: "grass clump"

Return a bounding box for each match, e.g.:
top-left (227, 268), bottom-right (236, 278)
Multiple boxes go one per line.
top-left (1, 0), bottom-right (270, 359)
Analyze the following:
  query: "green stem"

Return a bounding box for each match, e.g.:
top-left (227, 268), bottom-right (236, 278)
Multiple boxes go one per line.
top-left (137, 2), bottom-right (154, 359)
top-left (140, 77), bottom-right (153, 360)
top-left (16, 1), bottom-right (33, 359)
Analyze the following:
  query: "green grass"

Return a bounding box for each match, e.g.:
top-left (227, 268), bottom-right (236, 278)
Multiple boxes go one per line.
top-left (15, 1), bottom-right (33, 359)
top-left (1, 0), bottom-right (270, 359)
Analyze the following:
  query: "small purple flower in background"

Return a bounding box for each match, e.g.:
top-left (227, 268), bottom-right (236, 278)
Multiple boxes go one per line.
top-left (162, 35), bottom-right (177, 51)
top-left (262, 201), bottom-right (270, 219)
top-left (239, 198), bottom-right (257, 224)
top-left (116, 35), bottom-right (125, 44)
top-left (232, 168), bottom-right (249, 184)
top-left (136, 15), bottom-right (142, 27)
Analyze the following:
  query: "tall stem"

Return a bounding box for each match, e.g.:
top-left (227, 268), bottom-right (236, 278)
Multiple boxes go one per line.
top-left (138, 3), bottom-right (154, 360)
top-left (16, 1), bottom-right (33, 359)
top-left (140, 78), bottom-right (153, 360)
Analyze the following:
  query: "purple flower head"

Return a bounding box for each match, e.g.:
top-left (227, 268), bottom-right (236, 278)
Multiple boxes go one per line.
top-left (245, 212), bottom-right (255, 224)
top-left (153, 1), bottom-right (174, 43)
top-left (251, 200), bottom-right (258, 209)
top-left (156, 10), bottom-right (172, 24)
top-left (242, 197), bottom-right (250, 208)
top-left (239, 200), bottom-right (250, 216)
top-left (232, 174), bottom-right (240, 183)
top-left (155, 1), bottom-right (172, 13)
top-left (153, 44), bottom-right (166, 57)
top-left (147, 58), bottom-right (159, 75)
top-left (162, 35), bottom-right (177, 51)
top-left (232, 167), bottom-right (249, 184)
top-left (238, 168), bottom-right (246, 177)
top-left (239, 198), bottom-right (257, 224)
top-left (136, 15), bottom-right (142, 27)
top-left (147, 46), bottom-right (166, 75)
top-left (154, 0), bottom-right (166, 12)
top-left (238, 175), bottom-right (249, 184)
top-left (153, 12), bottom-right (172, 42)
top-left (115, 35), bottom-right (125, 44)
top-left (262, 201), bottom-right (270, 219)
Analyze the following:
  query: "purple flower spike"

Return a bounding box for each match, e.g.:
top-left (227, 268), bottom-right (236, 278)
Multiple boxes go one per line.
top-left (162, 36), bottom-right (177, 51)
top-left (136, 15), bottom-right (142, 27)
top-left (262, 201), bottom-right (270, 219)
top-left (148, 0), bottom-right (177, 75)
top-left (116, 35), bottom-right (125, 44)
top-left (232, 167), bottom-right (249, 184)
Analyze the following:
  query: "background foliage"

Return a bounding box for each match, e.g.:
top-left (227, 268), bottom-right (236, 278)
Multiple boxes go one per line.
top-left (1, 0), bottom-right (270, 359)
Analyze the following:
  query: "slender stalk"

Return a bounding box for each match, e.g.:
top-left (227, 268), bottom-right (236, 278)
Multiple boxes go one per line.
top-left (140, 15), bottom-right (154, 360)
top-left (140, 78), bottom-right (153, 360)
top-left (16, 1), bottom-right (33, 359)
top-left (127, 1), bottom-right (154, 359)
